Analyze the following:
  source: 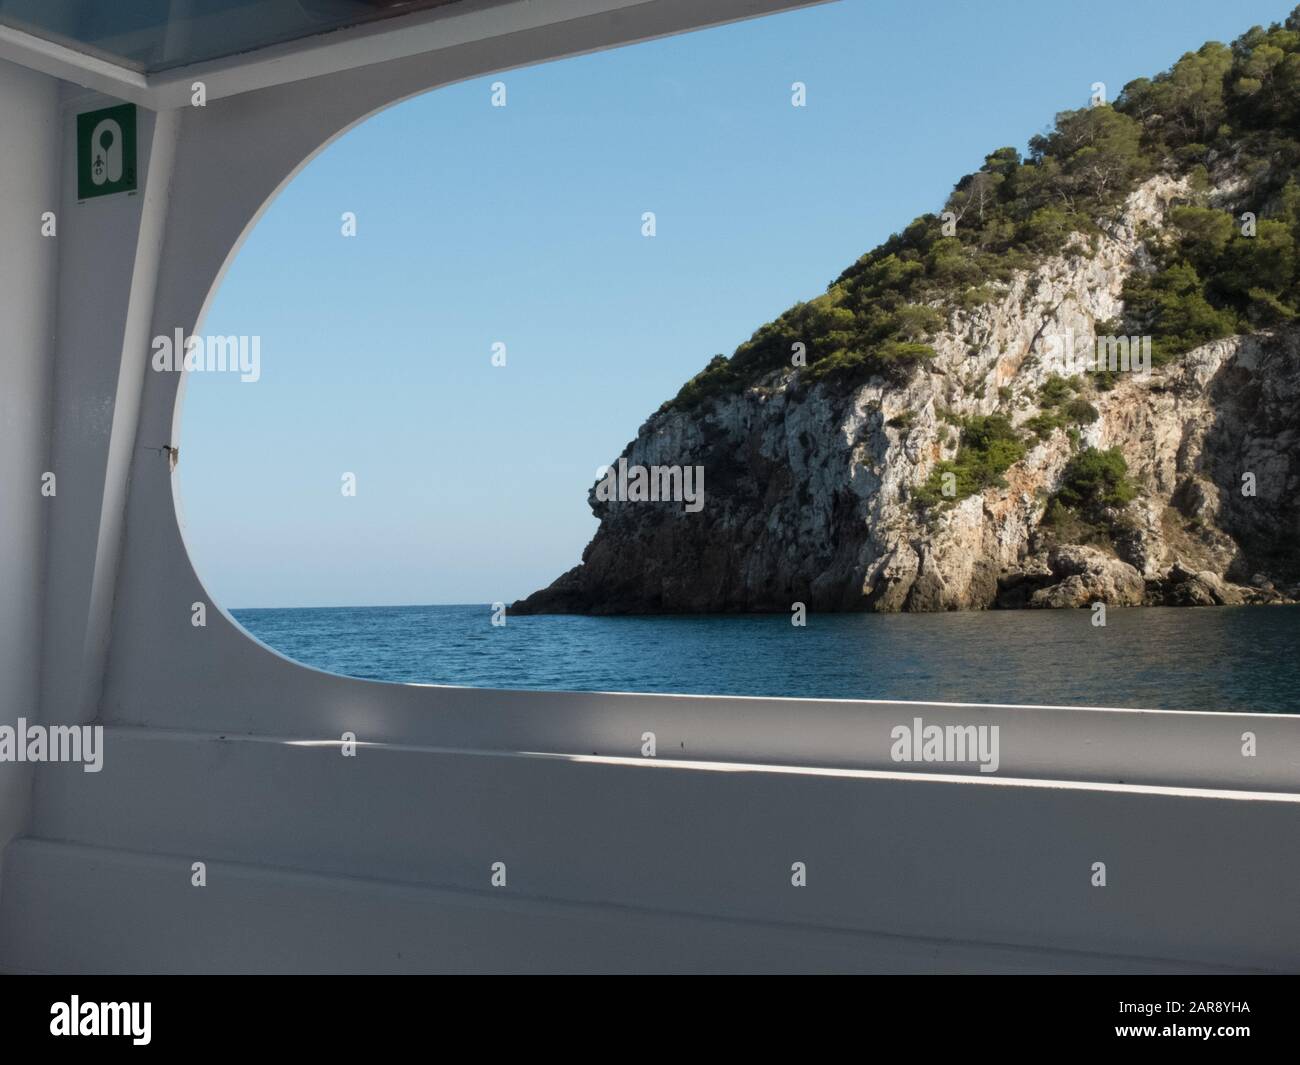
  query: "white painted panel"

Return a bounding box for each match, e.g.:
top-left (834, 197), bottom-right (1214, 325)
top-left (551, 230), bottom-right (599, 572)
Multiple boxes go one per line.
top-left (0, 58), bottom-right (60, 893)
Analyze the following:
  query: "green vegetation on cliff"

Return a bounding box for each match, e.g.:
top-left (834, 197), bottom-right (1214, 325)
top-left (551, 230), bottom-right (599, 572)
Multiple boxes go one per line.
top-left (663, 8), bottom-right (1300, 414)
top-left (1052, 447), bottom-right (1138, 513)
top-left (913, 414), bottom-right (1026, 509)
top-left (1040, 447), bottom-right (1140, 543)
top-left (1122, 192), bottom-right (1300, 363)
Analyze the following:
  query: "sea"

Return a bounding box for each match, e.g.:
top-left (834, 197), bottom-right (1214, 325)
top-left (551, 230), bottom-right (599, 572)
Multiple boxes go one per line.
top-left (231, 603), bottom-right (1300, 714)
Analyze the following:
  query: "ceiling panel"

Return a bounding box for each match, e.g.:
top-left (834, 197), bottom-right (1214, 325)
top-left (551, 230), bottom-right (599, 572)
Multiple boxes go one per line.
top-left (0, 0), bottom-right (463, 74)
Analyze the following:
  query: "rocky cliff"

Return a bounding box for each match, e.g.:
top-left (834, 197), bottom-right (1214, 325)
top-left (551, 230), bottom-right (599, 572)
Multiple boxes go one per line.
top-left (514, 16), bottom-right (1300, 615)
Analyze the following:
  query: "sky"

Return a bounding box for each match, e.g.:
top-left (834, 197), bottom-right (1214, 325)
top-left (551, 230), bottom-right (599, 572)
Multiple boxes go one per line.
top-left (177, 0), bottom-right (1296, 609)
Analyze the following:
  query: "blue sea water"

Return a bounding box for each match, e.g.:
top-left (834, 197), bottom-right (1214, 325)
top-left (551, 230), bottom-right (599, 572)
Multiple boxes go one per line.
top-left (231, 603), bottom-right (1300, 714)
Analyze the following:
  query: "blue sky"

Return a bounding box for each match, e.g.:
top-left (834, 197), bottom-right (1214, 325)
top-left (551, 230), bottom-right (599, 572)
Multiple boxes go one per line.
top-left (177, 0), bottom-right (1295, 609)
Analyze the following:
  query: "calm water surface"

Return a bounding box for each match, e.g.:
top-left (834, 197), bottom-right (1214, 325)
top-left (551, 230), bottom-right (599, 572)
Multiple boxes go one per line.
top-left (231, 604), bottom-right (1300, 714)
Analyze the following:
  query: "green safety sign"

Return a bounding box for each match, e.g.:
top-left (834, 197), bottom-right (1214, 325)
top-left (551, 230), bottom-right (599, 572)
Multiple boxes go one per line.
top-left (76, 103), bottom-right (137, 200)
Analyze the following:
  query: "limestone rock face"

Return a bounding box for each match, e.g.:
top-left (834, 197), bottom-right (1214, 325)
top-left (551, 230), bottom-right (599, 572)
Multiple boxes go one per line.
top-left (1025, 547), bottom-right (1145, 609)
top-left (1146, 563), bottom-right (1247, 607)
top-left (513, 178), bottom-right (1300, 615)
